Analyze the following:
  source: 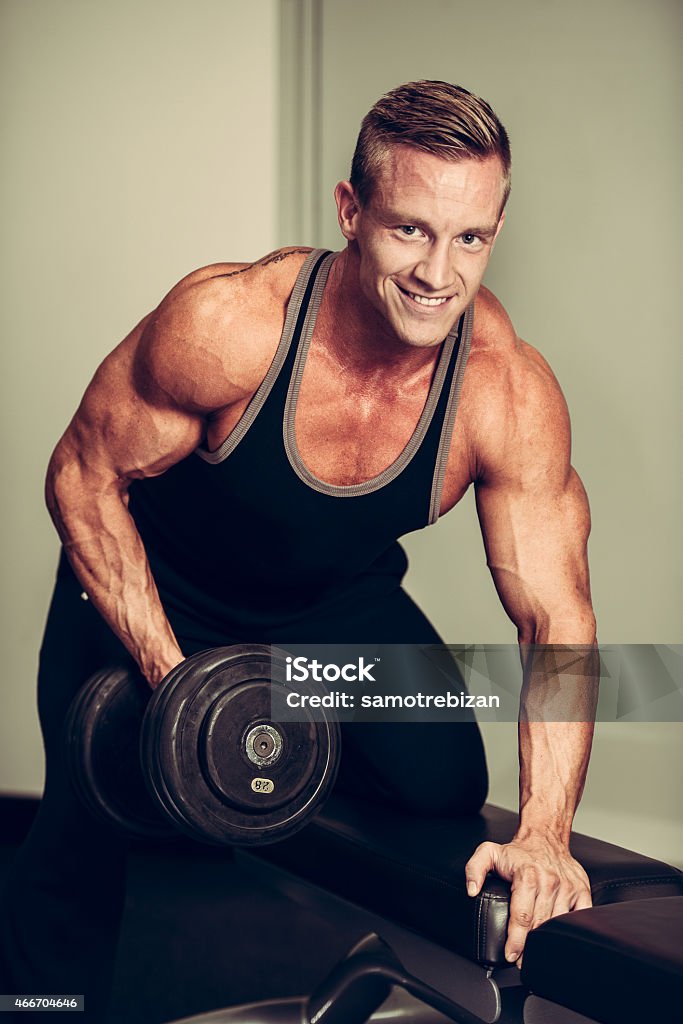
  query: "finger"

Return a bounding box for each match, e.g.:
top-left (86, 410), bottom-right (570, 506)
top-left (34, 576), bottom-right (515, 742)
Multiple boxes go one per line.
top-left (529, 874), bottom-right (562, 931)
top-left (547, 895), bottom-right (573, 920)
top-left (505, 872), bottom-right (538, 963)
top-left (572, 884), bottom-right (593, 911)
top-left (465, 842), bottom-right (499, 896)
top-left (534, 884), bottom-right (586, 932)
top-left (532, 864), bottom-right (594, 931)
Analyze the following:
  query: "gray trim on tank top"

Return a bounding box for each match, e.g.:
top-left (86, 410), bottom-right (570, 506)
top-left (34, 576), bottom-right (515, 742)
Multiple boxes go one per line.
top-left (283, 251), bottom-right (465, 499)
top-left (427, 301), bottom-right (474, 524)
top-left (196, 248), bottom-right (326, 465)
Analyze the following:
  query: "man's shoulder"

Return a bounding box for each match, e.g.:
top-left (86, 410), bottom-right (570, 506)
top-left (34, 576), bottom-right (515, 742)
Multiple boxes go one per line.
top-left (469, 286), bottom-right (562, 403)
top-left (138, 248), bottom-right (314, 410)
top-left (462, 287), bottom-right (570, 474)
top-left (160, 246), bottom-right (314, 321)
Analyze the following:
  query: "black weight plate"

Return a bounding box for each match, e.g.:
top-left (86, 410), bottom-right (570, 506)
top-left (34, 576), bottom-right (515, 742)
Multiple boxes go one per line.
top-left (199, 683), bottom-right (318, 812)
top-left (65, 666), bottom-right (175, 839)
top-left (140, 645), bottom-right (341, 846)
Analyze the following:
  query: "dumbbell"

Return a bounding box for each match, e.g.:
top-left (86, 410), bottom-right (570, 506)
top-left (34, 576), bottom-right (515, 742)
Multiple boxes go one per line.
top-left (65, 644), bottom-right (341, 846)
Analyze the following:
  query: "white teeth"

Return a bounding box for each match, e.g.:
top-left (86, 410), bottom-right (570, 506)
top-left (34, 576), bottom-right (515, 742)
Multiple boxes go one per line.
top-left (409, 293), bottom-right (449, 306)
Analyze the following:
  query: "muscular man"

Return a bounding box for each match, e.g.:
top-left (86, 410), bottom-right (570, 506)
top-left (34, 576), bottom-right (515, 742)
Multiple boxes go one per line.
top-left (0, 81), bottom-right (597, 1019)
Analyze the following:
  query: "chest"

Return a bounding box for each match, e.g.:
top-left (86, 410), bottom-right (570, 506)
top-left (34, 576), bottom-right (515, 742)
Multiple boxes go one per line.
top-left (206, 342), bottom-right (473, 515)
top-left (292, 350), bottom-right (421, 483)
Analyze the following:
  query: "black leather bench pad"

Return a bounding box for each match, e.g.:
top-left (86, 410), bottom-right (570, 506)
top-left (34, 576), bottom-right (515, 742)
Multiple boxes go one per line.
top-left (521, 896), bottom-right (683, 1023)
top-left (255, 795), bottom-right (683, 966)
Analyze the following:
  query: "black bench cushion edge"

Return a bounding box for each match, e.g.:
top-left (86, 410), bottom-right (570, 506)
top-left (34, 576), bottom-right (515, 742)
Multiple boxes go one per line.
top-left (254, 794), bottom-right (683, 967)
top-left (521, 896), bottom-right (683, 1024)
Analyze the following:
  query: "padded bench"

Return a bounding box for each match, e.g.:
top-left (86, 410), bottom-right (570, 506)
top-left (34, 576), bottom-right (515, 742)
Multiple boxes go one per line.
top-left (522, 896), bottom-right (683, 1023)
top-left (252, 794), bottom-right (683, 968)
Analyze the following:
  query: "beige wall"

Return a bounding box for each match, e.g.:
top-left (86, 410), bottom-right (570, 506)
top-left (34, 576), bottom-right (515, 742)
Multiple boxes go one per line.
top-left (0, 0), bottom-right (279, 794)
top-left (297, 0), bottom-right (682, 864)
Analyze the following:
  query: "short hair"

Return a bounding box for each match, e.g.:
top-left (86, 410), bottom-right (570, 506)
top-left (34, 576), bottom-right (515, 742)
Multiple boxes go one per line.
top-left (350, 80), bottom-right (511, 212)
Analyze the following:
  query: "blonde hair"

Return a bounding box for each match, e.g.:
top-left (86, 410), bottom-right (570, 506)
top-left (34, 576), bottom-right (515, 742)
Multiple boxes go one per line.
top-left (350, 81), bottom-right (511, 211)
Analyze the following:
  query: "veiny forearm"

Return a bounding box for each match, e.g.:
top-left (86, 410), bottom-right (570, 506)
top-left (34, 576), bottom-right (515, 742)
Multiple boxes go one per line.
top-left (46, 455), bottom-right (184, 687)
top-left (516, 643), bottom-right (599, 844)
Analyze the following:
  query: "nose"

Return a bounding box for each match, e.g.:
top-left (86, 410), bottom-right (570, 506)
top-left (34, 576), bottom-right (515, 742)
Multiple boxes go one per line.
top-left (412, 241), bottom-right (455, 293)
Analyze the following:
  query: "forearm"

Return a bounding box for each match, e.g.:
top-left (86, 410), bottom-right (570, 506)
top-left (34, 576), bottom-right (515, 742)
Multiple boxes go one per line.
top-left (516, 643), bottom-right (599, 844)
top-left (466, 639), bottom-right (598, 959)
top-left (517, 720), bottom-right (594, 844)
top-left (47, 459), bottom-right (184, 687)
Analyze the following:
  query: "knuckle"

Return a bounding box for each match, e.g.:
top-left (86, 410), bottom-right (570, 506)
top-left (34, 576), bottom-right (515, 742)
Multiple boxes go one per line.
top-left (518, 865), bottom-right (539, 885)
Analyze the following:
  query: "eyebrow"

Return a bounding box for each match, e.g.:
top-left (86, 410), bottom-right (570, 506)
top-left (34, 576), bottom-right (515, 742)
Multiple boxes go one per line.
top-left (378, 210), bottom-right (499, 240)
top-left (459, 225), bottom-right (499, 240)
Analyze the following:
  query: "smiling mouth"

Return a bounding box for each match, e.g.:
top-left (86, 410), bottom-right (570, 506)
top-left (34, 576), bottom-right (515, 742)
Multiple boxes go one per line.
top-left (396, 284), bottom-right (453, 308)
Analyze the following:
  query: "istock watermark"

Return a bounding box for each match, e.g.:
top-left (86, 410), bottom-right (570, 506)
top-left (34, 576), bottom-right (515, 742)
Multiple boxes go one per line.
top-left (285, 655), bottom-right (378, 683)
top-left (269, 644), bottom-right (683, 724)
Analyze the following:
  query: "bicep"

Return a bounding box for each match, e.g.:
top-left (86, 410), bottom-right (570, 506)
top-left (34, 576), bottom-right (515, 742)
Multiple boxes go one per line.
top-left (475, 467), bottom-right (594, 642)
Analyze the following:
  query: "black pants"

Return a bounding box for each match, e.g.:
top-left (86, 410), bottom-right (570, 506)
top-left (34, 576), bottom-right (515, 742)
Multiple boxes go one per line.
top-left (0, 561), bottom-right (488, 1022)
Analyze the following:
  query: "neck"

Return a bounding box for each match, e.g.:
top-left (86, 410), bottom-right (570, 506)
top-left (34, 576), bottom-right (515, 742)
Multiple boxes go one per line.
top-left (317, 247), bottom-right (442, 383)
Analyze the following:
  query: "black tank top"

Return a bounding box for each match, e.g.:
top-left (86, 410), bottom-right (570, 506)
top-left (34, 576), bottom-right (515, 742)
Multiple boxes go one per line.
top-left (127, 250), bottom-right (473, 644)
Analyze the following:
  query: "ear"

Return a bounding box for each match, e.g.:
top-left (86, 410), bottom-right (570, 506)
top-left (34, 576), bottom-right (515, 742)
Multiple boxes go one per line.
top-left (335, 180), bottom-right (361, 241)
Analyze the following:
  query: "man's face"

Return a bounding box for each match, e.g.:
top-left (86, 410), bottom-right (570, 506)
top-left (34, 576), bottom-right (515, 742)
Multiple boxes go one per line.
top-left (336, 145), bottom-right (506, 348)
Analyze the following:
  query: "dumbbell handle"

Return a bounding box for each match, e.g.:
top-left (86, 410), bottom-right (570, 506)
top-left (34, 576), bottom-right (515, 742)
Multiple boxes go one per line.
top-left (306, 933), bottom-right (484, 1024)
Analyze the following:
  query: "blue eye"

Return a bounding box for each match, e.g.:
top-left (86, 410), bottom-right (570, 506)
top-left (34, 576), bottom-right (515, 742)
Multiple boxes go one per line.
top-left (462, 233), bottom-right (478, 245)
top-left (400, 225), bottom-right (418, 236)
